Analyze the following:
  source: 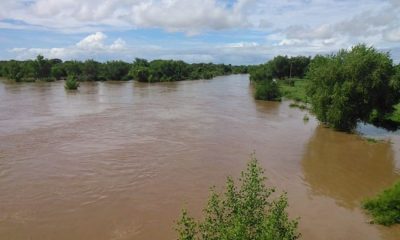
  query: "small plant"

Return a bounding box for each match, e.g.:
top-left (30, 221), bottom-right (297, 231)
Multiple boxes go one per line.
top-left (363, 181), bottom-right (400, 226)
top-left (176, 154), bottom-right (300, 240)
top-left (64, 75), bottom-right (80, 90)
top-left (303, 114), bottom-right (310, 122)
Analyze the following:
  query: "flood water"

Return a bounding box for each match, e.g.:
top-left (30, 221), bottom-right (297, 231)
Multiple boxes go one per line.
top-left (0, 75), bottom-right (400, 240)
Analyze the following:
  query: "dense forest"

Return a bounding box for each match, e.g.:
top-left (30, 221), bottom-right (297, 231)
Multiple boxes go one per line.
top-left (0, 56), bottom-right (248, 82)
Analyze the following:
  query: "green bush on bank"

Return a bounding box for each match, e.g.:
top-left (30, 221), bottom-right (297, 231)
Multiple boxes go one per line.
top-left (254, 80), bottom-right (281, 101)
top-left (250, 64), bottom-right (281, 101)
top-left (176, 155), bottom-right (300, 240)
top-left (307, 44), bottom-right (400, 131)
top-left (363, 181), bottom-right (400, 226)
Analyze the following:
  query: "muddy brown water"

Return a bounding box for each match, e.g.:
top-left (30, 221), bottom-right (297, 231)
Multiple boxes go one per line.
top-left (0, 75), bottom-right (400, 240)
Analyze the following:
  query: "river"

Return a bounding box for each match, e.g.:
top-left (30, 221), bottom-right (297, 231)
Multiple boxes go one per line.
top-left (0, 75), bottom-right (399, 239)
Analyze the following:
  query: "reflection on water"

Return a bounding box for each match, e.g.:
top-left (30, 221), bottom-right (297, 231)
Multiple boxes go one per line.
top-left (302, 125), bottom-right (399, 208)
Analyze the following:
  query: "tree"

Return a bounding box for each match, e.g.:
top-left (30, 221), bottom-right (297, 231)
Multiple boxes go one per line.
top-left (307, 44), bottom-right (400, 131)
top-left (51, 64), bottom-right (66, 79)
top-left (176, 155), bottom-right (300, 240)
top-left (104, 61), bottom-right (130, 80)
top-left (250, 64), bottom-right (281, 101)
top-left (270, 56), bottom-right (290, 79)
top-left (63, 61), bottom-right (82, 77)
top-left (33, 55), bottom-right (52, 79)
top-left (82, 59), bottom-right (102, 81)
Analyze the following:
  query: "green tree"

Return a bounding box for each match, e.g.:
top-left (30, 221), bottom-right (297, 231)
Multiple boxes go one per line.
top-left (82, 59), bottom-right (102, 81)
top-left (307, 44), bottom-right (400, 131)
top-left (176, 155), bottom-right (300, 240)
top-left (5, 60), bottom-right (23, 81)
top-left (250, 64), bottom-right (281, 101)
top-left (51, 64), bottom-right (66, 79)
top-left (104, 61), bottom-right (130, 80)
top-left (63, 61), bottom-right (82, 77)
top-left (33, 55), bottom-right (52, 79)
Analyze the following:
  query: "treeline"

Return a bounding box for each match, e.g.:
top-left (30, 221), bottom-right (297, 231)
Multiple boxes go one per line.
top-left (250, 44), bottom-right (400, 132)
top-left (0, 55), bottom-right (248, 82)
top-left (129, 58), bottom-right (247, 82)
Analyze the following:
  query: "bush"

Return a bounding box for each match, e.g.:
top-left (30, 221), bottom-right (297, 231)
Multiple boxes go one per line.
top-left (363, 181), bottom-right (400, 226)
top-left (64, 75), bottom-right (80, 90)
top-left (254, 80), bottom-right (281, 101)
top-left (176, 155), bottom-right (300, 240)
top-left (307, 44), bottom-right (400, 131)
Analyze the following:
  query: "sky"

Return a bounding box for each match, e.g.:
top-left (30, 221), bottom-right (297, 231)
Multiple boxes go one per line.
top-left (0, 0), bottom-right (399, 65)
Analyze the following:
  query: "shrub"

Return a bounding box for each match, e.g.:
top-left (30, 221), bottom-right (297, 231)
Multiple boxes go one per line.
top-left (64, 75), bottom-right (80, 90)
top-left (363, 181), bottom-right (400, 226)
top-left (307, 44), bottom-right (400, 131)
top-left (176, 155), bottom-right (300, 240)
top-left (254, 80), bottom-right (281, 101)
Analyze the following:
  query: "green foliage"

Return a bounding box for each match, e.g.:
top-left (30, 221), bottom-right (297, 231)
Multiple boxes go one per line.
top-left (51, 64), bottom-right (66, 79)
top-left (64, 75), bottom-right (80, 90)
top-left (176, 155), bottom-right (300, 240)
top-left (104, 61), bottom-right (130, 80)
top-left (129, 58), bottom-right (246, 82)
top-left (250, 56), bottom-right (311, 81)
top-left (279, 79), bottom-right (308, 102)
top-left (176, 209), bottom-right (197, 240)
top-left (81, 59), bottom-right (102, 81)
top-left (307, 44), bottom-right (400, 131)
top-left (250, 65), bottom-right (281, 101)
top-left (33, 55), bottom-right (52, 79)
top-left (254, 80), bottom-right (281, 101)
top-left (0, 55), bottom-right (247, 83)
top-left (363, 181), bottom-right (400, 226)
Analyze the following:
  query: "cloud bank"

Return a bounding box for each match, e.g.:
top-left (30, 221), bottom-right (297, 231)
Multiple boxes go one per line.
top-left (1, 0), bottom-right (399, 64)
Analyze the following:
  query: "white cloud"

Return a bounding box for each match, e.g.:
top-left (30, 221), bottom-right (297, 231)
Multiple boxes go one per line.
top-left (225, 42), bottom-right (259, 48)
top-left (384, 28), bottom-right (400, 42)
top-left (76, 32), bottom-right (107, 50)
top-left (110, 38), bottom-right (127, 51)
top-left (9, 32), bottom-right (127, 59)
top-left (0, 0), bottom-right (251, 34)
top-left (2, 0), bottom-right (400, 63)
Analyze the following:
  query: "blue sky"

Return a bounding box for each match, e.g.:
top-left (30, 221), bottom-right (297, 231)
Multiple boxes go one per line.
top-left (0, 0), bottom-right (399, 64)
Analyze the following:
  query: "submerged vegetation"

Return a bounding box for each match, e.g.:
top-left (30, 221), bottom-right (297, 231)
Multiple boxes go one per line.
top-left (0, 55), bottom-right (248, 83)
top-left (64, 75), bottom-right (80, 90)
top-left (363, 181), bottom-right (400, 226)
top-left (176, 155), bottom-right (300, 240)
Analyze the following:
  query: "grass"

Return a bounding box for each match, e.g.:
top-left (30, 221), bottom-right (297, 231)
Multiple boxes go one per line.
top-left (363, 181), bottom-right (400, 226)
top-left (279, 78), bottom-right (308, 103)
